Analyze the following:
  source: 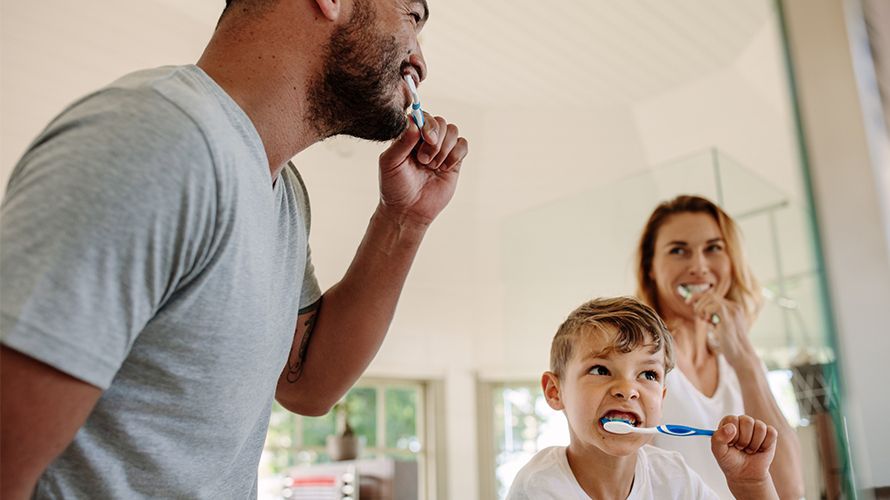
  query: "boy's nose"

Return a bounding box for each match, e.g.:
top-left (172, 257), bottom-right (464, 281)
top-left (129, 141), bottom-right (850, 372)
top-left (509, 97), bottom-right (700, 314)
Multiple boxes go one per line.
top-left (609, 381), bottom-right (639, 400)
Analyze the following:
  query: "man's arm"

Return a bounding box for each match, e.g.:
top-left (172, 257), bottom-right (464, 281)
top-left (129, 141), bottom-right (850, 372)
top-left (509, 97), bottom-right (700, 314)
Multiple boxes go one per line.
top-left (275, 208), bottom-right (428, 415)
top-left (1, 347), bottom-right (103, 499)
top-left (276, 113), bottom-right (467, 415)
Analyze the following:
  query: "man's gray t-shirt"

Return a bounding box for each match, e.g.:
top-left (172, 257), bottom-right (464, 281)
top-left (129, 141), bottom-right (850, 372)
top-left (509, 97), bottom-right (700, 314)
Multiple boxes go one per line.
top-left (0, 65), bottom-right (322, 498)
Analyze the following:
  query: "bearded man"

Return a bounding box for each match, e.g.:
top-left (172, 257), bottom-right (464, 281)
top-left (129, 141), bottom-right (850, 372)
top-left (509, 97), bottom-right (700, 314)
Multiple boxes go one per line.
top-left (0, 0), bottom-right (468, 497)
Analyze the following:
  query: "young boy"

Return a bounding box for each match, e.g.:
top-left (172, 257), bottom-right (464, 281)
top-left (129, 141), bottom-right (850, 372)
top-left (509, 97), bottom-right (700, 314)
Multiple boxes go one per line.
top-left (507, 297), bottom-right (779, 500)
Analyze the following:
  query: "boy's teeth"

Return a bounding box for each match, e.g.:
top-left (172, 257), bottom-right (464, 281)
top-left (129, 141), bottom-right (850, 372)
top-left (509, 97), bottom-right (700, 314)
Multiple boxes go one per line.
top-left (602, 411), bottom-right (639, 426)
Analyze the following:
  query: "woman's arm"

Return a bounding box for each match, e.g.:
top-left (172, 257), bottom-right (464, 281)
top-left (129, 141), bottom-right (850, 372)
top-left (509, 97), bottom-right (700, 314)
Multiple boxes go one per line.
top-left (693, 297), bottom-right (805, 500)
top-left (731, 355), bottom-right (804, 499)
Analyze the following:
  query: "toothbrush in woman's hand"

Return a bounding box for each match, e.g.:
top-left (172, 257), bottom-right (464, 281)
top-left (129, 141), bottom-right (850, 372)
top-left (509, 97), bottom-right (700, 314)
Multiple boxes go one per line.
top-left (677, 284), bottom-right (720, 326)
top-left (601, 418), bottom-right (714, 437)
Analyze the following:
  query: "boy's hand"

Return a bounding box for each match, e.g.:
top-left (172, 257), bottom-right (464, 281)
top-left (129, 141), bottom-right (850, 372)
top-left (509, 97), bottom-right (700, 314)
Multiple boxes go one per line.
top-left (711, 415), bottom-right (778, 496)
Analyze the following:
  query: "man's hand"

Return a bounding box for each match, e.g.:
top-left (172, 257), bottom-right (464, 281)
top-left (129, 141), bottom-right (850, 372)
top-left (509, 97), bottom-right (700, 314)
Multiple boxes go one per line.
top-left (377, 112), bottom-right (468, 226)
top-left (711, 414), bottom-right (779, 499)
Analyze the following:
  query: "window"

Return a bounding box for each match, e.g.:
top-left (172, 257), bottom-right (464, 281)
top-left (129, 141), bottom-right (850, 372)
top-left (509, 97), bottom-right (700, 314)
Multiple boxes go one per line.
top-left (478, 381), bottom-right (568, 500)
top-left (258, 378), bottom-right (438, 499)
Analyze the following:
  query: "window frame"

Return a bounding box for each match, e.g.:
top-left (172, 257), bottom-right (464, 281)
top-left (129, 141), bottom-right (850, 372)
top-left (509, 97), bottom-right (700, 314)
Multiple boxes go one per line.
top-left (263, 376), bottom-right (444, 500)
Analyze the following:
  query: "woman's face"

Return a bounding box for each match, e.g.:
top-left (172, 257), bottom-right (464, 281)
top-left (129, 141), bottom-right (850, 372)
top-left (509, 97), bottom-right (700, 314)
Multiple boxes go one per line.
top-left (650, 212), bottom-right (732, 321)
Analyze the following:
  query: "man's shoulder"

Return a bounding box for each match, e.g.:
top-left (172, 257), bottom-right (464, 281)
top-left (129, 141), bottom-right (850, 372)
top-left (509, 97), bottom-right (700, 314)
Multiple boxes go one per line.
top-left (30, 65), bottom-right (247, 182)
top-left (37, 66), bottom-right (207, 153)
top-left (101, 65), bottom-right (225, 132)
top-left (58, 65), bottom-right (232, 139)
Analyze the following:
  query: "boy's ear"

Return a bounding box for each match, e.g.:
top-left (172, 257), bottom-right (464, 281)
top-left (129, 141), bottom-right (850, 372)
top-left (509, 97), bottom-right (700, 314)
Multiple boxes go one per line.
top-left (661, 385), bottom-right (667, 401)
top-left (313, 0), bottom-right (341, 21)
top-left (541, 372), bottom-right (564, 411)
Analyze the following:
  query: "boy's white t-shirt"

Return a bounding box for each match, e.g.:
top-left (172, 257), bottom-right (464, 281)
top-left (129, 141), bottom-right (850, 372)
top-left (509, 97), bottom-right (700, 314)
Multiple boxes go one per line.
top-left (654, 354), bottom-right (745, 499)
top-left (505, 445), bottom-right (719, 500)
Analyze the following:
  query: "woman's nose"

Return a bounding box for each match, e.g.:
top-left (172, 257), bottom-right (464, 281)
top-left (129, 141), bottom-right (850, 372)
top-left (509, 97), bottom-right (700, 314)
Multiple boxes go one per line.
top-left (688, 250), bottom-right (710, 275)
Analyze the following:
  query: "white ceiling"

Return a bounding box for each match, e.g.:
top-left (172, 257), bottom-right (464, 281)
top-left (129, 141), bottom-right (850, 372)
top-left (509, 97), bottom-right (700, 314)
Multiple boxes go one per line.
top-left (421, 0), bottom-right (773, 108)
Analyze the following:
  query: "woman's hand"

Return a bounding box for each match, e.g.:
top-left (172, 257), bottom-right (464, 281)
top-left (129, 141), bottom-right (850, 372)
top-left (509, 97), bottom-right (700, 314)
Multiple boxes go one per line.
top-left (690, 292), bottom-right (757, 368)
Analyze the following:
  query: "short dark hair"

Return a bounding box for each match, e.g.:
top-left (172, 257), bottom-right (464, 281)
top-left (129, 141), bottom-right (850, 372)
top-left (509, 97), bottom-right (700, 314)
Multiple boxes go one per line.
top-left (550, 297), bottom-right (674, 378)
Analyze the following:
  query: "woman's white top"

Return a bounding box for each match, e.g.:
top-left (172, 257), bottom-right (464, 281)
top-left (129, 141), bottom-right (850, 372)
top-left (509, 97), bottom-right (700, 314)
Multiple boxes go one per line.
top-left (654, 354), bottom-right (745, 500)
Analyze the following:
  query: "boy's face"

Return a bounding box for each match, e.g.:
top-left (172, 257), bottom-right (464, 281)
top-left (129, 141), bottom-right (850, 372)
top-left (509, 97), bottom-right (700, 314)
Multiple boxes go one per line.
top-left (543, 326), bottom-right (667, 457)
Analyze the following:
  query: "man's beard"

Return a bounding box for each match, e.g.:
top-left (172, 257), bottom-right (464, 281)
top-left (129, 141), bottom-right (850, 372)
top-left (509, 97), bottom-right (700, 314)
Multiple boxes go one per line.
top-left (308, 0), bottom-right (409, 141)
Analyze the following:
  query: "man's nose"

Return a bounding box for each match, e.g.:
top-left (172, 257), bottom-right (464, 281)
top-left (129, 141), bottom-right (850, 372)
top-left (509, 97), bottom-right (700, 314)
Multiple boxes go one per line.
top-left (408, 50), bottom-right (427, 83)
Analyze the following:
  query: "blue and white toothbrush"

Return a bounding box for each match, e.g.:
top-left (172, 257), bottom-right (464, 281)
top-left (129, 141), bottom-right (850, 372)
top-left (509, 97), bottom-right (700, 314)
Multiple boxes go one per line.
top-left (403, 74), bottom-right (424, 129)
top-left (601, 419), bottom-right (714, 437)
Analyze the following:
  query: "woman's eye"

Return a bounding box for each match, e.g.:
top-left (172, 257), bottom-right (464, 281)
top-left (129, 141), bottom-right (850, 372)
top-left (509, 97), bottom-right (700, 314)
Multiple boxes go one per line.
top-left (642, 370), bottom-right (659, 381)
top-left (706, 244), bottom-right (724, 252)
top-left (669, 247), bottom-right (686, 255)
top-left (589, 365), bottom-right (609, 376)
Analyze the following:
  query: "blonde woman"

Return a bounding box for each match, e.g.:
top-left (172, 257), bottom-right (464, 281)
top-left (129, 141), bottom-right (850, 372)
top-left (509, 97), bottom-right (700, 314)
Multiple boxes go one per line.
top-left (636, 195), bottom-right (803, 499)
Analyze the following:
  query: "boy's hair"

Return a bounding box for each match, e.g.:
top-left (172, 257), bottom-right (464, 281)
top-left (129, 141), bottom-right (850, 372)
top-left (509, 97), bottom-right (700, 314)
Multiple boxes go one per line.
top-left (550, 297), bottom-right (674, 378)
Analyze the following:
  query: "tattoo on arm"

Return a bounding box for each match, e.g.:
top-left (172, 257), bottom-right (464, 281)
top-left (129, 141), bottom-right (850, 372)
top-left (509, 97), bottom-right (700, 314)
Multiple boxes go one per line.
top-left (286, 298), bottom-right (322, 384)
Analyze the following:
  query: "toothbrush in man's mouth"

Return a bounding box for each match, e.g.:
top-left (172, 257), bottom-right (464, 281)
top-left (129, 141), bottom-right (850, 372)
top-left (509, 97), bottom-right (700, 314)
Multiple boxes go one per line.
top-left (677, 284), bottom-right (720, 326)
top-left (404, 74), bottom-right (424, 129)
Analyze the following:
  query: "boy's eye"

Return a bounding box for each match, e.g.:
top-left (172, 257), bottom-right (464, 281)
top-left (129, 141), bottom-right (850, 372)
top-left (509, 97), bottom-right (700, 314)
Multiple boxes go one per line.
top-left (641, 370), bottom-right (660, 381)
top-left (588, 365), bottom-right (610, 376)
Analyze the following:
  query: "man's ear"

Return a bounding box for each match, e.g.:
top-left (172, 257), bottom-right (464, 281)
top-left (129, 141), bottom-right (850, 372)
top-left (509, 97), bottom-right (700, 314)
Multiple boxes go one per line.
top-left (314, 0), bottom-right (341, 21)
top-left (541, 372), bottom-right (564, 411)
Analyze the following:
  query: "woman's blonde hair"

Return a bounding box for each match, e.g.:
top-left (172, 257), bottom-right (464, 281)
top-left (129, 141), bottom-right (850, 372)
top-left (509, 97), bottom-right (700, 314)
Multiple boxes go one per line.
top-left (635, 195), bottom-right (762, 322)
